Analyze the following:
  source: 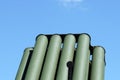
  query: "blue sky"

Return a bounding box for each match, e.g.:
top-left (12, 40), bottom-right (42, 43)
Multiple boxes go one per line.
top-left (0, 0), bottom-right (120, 80)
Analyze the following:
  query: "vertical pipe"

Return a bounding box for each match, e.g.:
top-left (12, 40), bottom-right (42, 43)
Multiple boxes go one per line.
top-left (25, 35), bottom-right (48, 80)
top-left (90, 46), bottom-right (105, 80)
top-left (15, 48), bottom-right (33, 80)
top-left (40, 35), bottom-right (62, 80)
top-left (72, 34), bottom-right (90, 80)
top-left (56, 35), bottom-right (76, 80)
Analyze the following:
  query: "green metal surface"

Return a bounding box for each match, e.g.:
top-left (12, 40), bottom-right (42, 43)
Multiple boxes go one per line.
top-left (90, 46), bottom-right (105, 80)
top-left (16, 34), bottom-right (106, 80)
top-left (40, 35), bottom-right (62, 80)
top-left (56, 35), bottom-right (76, 80)
top-left (15, 48), bottom-right (33, 80)
top-left (72, 34), bottom-right (90, 80)
top-left (25, 35), bottom-right (48, 80)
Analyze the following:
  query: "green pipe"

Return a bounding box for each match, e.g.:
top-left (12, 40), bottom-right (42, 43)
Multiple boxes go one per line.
top-left (15, 48), bottom-right (33, 80)
top-left (56, 35), bottom-right (76, 80)
top-left (40, 35), bottom-right (62, 80)
top-left (90, 46), bottom-right (105, 80)
top-left (25, 35), bottom-right (48, 80)
top-left (72, 34), bottom-right (90, 80)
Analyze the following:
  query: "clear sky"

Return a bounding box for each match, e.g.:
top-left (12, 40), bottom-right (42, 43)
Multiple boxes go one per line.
top-left (0, 0), bottom-right (120, 80)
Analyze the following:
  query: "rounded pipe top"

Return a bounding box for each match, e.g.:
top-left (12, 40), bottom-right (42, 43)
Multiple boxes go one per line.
top-left (36, 34), bottom-right (48, 41)
top-left (51, 34), bottom-right (62, 40)
top-left (79, 33), bottom-right (91, 41)
top-left (36, 33), bottom-right (91, 42)
top-left (94, 46), bottom-right (106, 54)
top-left (65, 34), bottom-right (76, 41)
top-left (36, 34), bottom-right (46, 41)
top-left (49, 34), bottom-right (62, 44)
top-left (24, 47), bottom-right (34, 53)
top-left (93, 46), bottom-right (106, 65)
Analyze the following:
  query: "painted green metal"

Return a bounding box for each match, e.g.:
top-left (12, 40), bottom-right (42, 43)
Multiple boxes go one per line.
top-left (40, 35), bottom-right (62, 80)
top-left (72, 34), bottom-right (90, 80)
top-left (16, 34), bottom-right (106, 80)
top-left (15, 47), bottom-right (33, 80)
top-left (90, 46), bottom-right (105, 80)
top-left (56, 35), bottom-right (76, 80)
top-left (25, 35), bottom-right (48, 80)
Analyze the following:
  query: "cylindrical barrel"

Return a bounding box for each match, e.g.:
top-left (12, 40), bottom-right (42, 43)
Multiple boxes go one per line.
top-left (40, 35), bottom-right (62, 80)
top-left (25, 35), bottom-right (48, 80)
top-left (72, 34), bottom-right (90, 80)
top-left (56, 35), bottom-right (76, 80)
top-left (90, 46), bottom-right (105, 80)
top-left (15, 48), bottom-right (33, 80)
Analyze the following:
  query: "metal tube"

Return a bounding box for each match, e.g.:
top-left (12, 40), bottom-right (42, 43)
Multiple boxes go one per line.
top-left (25, 35), bottom-right (48, 80)
top-left (90, 46), bottom-right (105, 80)
top-left (15, 48), bottom-right (33, 80)
top-left (72, 34), bottom-right (90, 80)
top-left (40, 35), bottom-right (62, 80)
top-left (56, 35), bottom-right (76, 80)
